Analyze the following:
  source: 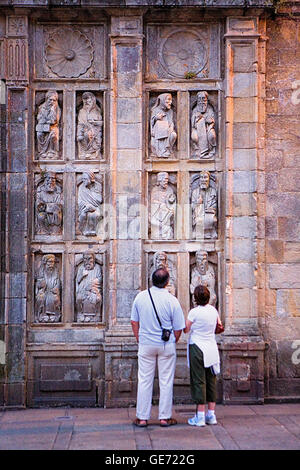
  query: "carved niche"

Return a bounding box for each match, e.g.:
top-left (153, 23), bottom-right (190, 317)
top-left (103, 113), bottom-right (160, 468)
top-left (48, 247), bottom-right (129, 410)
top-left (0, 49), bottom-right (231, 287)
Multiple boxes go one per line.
top-left (35, 171), bottom-right (63, 236)
top-left (35, 90), bottom-right (62, 160)
top-left (77, 171), bottom-right (104, 237)
top-left (76, 92), bottom-right (103, 160)
top-left (149, 93), bottom-right (177, 159)
top-left (75, 251), bottom-right (103, 323)
top-left (149, 172), bottom-right (177, 240)
top-left (190, 250), bottom-right (217, 308)
top-left (146, 24), bottom-right (220, 80)
top-left (148, 251), bottom-right (177, 296)
top-left (190, 91), bottom-right (217, 160)
top-left (190, 171), bottom-right (218, 240)
top-left (34, 253), bottom-right (62, 323)
top-left (34, 24), bottom-right (106, 80)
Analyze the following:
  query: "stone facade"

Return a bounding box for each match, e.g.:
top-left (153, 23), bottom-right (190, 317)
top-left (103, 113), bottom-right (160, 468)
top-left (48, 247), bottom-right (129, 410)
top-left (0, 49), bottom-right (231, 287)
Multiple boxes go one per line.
top-left (0, 0), bottom-right (299, 408)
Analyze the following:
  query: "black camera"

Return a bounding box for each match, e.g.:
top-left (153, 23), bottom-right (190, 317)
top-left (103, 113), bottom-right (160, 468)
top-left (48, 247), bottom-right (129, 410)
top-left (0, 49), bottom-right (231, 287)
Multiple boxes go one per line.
top-left (161, 328), bottom-right (172, 342)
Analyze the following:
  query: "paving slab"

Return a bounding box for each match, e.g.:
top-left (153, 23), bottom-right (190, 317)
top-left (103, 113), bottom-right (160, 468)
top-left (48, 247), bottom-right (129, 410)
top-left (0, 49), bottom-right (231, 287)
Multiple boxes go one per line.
top-left (0, 404), bottom-right (299, 450)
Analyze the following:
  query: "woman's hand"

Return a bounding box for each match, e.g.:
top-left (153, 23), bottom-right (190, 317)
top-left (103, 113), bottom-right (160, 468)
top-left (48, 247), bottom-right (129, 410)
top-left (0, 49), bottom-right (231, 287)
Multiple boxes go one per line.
top-left (184, 319), bottom-right (193, 334)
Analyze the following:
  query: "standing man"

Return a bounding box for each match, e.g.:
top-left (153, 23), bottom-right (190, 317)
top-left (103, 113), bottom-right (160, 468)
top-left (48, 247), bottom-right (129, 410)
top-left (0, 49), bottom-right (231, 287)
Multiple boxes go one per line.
top-left (131, 268), bottom-right (185, 427)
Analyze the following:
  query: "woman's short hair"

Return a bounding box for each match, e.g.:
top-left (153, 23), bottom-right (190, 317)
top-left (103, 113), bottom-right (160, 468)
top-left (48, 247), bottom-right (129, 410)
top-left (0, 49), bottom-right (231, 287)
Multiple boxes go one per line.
top-left (194, 285), bottom-right (210, 306)
top-left (152, 268), bottom-right (169, 288)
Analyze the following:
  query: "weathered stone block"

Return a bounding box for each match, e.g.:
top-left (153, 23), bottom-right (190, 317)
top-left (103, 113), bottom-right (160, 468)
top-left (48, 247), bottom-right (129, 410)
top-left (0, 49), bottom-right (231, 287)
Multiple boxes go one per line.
top-left (116, 265), bottom-right (141, 290)
top-left (232, 216), bottom-right (257, 239)
top-left (233, 72), bottom-right (257, 98)
top-left (233, 123), bottom-right (257, 148)
top-left (276, 290), bottom-right (300, 318)
top-left (233, 98), bottom-right (257, 123)
top-left (231, 238), bottom-right (256, 263)
top-left (232, 263), bottom-right (256, 288)
top-left (284, 242), bottom-right (300, 263)
top-left (266, 240), bottom-right (284, 263)
top-left (117, 240), bottom-right (141, 264)
top-left (269, 264), bottom-right (300, 289)
top-left (117, 98), bottom-right (141, 123)
top-left (233, 171), bottom-right (257, 193)
top-left (117, 123), bottom-right (142, 149)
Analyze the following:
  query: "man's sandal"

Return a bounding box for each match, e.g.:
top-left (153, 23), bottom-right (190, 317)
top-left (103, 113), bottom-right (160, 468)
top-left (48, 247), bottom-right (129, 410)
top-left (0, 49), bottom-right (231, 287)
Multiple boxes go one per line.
top-left (133, 418), bottom-right (148, 427)
top-left (160, 418), bottom-right (177, 427)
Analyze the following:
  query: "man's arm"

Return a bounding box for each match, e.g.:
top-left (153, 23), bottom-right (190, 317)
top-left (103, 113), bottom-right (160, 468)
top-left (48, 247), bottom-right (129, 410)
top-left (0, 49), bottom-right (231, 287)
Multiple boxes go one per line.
top-left (131, 320), bottom-right (139, 343)
top-left (174, 330), bottom-right (182, 343)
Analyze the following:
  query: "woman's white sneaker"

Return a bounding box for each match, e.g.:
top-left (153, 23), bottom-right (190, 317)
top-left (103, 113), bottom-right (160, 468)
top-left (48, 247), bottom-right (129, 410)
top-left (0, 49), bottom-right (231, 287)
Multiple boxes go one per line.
top-left (188, 414), bottom-right (206, 427)
top-left (205, 414), bottom-right (217, 425)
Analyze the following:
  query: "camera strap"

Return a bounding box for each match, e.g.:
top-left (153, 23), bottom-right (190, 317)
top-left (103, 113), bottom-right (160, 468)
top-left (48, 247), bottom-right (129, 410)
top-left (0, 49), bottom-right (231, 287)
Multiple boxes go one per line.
top-left (148, 288), bottom-right (163, 330)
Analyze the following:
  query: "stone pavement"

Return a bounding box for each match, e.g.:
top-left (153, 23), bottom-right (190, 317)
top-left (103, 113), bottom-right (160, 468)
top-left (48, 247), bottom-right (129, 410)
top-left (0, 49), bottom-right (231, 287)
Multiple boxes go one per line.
top-left (0, 403), bottom-right (300, 451)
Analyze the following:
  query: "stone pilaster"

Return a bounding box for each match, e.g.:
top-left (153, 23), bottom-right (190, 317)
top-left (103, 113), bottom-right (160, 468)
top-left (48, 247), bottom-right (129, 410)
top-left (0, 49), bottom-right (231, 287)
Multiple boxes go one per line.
top-left (105, 15), bottom-right (143, 405)
top-left (1, 14), bottom-right (29, 407)
top-left (221, 16), bottom-right (266, 404)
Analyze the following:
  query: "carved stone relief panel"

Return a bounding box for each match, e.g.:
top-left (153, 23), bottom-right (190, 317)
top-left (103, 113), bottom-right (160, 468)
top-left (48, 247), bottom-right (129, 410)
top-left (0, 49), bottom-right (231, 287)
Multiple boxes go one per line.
top-left (149, 92), bottom-right (177, 160)
top-left (148, 251), bottom-right (177, 296)
top-left (190, 91), bottom-right (218, 160)
top-left (34, 24), bottom-right (106, 80)
top-left (149, 172), bottom-right (177, 240)
top-left (35, 90), bottom-right (63, 161)
top-left (190, 171), bottom-right (218, 240)
top-left (76, 91), bottom-right (103, 160)
top-left (146, 24), bottom-right (220, 80)
top-left (34, 253), bottom-right (62, 323)
top-left (76, 171), bottom-right (104, 238)
top-left (190, 250), bottom-right (218, 308)
top-left (75, 251), bottom-right (103, 323)
top-left (34, 171), bottom-right (63, 237)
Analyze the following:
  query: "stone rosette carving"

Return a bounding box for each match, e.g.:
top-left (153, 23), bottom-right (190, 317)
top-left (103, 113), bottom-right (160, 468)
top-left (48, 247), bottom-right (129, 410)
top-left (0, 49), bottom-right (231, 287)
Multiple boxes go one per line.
top-left (75, 251), bottom-right (103, 323)
top-left (35, 254), bottom-right (61, 323)
top-left (190, 171), bottom-right (218, 239)
top-left (191, 91), bottom-right (217, 159)
top-left (190, 250), bottom-right (217, 307)
top-left (150, 172), bottom-right (177, 240)
top-left (149, 251), bottom-right (177, 296)
top-left (77, 171), bottom-right (103, 237)
top-left (45, 28), bottom-right (93, 78)
top-left (35, 171), bottom-right (63, 236)
top-left (150, 93), bottom-right (177, 159)
top-left (159, 29), bottom-right (208, 78)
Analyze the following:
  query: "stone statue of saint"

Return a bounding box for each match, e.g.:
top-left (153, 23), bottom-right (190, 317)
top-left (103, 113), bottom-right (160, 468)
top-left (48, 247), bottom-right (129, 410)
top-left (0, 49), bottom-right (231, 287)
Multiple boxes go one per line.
top-left (75, 251), bottom-right (103, 323)
top-left (190, 250), bottom-right (217, 307)
top-left (191, 91), bottom-right (216, 159)
top-left (78, 171), bottom-right (103, 236)
top-left (35, 254), bottom-right (61, 323)
top-left (77, 92), bottom-right (103, 159)
top-left (150, 93), bottom-right (177, 158)
top-left (36, 90), bottom-right (61, 159)
top-left (191, 171), bottom-right (217, 239)
top-left (150, 251), bottom-right (176, 296)
top-left (35, 172), bottom-right (63, 235)
top-left (150, 172), bottom-right (176, 240)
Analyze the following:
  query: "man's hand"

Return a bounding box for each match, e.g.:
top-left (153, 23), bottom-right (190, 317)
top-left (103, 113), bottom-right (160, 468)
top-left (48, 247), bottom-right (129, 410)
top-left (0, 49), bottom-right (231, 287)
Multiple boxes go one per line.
top-left (174, 330), bottom-right (182, 343)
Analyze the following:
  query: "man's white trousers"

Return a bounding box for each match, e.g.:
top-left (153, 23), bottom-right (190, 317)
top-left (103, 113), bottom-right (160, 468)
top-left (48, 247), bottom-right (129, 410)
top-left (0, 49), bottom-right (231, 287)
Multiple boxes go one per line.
top-left (136, 342), bottom-right (176, 420)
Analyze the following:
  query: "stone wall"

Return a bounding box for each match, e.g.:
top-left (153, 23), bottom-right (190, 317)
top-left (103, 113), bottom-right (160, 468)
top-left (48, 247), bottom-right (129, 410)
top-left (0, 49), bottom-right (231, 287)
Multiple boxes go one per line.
top-left (0, 0), bottom-right (299, 408)
top-left (265, 11), bottom-right (300, 399)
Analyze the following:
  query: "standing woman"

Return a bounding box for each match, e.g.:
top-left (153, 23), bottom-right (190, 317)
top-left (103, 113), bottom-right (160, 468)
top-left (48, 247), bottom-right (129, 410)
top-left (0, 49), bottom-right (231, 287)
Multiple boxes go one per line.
top-left (184, 285), bottom-right (222, 427)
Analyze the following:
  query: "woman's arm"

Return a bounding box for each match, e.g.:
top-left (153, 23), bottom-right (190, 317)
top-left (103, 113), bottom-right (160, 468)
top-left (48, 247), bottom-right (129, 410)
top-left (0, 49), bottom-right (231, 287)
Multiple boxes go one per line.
top-left (184, 319), bottom-right (193, 334)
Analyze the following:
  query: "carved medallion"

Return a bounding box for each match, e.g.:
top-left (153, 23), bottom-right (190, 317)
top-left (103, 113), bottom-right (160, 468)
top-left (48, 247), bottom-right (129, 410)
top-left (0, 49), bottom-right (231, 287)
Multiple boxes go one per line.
top-left (45, 28), bottom-right (93, 78)
top-left (159, 29), bottom-right (208, 78)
